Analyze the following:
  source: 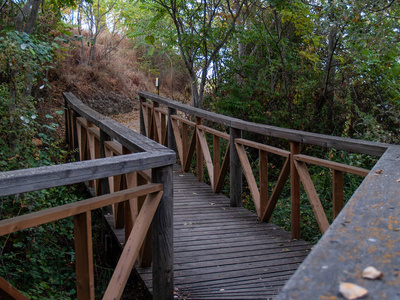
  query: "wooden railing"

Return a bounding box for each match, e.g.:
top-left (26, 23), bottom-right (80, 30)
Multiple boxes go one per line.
top-left (139, 91), bottom-right (387, 238)
top-left (139, 91), bottom-right (400, 298)
top-left (0, 93), bottom-right (175, 300)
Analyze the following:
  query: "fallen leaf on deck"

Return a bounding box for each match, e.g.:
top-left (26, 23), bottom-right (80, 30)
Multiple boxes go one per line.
top-left (282, 248), bottom-right (290, 252)
top-left (339, 282), bottom-right (368, 300)
top-left (362, 266), bottom-right (383, 279)
top-left (375, 170), bottom-right (383, 174)
top-left (397, 179), bottom-right (400, 182)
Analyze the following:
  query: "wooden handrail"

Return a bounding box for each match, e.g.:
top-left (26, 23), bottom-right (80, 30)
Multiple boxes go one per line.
top-left (294, 154), bottom-right (369, 176)
top-left (138, 91), bottom-right (389, 156)
top-left (0, 184), bottom-right (163, 236)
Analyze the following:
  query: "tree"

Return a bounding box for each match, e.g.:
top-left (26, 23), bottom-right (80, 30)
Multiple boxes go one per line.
top-left (153, 0), bottom-right (249, 108)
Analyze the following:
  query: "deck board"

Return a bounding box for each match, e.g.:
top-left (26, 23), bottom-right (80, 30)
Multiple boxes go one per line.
top-left (107, 166), bottom-right (312, 299)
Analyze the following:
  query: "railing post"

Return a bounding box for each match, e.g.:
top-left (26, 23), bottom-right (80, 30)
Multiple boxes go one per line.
top-left (196, 117), bottom-right (203, 182)
top-left (152, 164), bottom-right (174, 300)
top-left (74, 211), bottom-right (95, 300)
top-left (230, 127), bottom-right (242, 207)
top-left (139, 95), bottom-right (146, 136)
top-left (290, 141), bottom-right (301, 239)
top-left (167, 107), bottom-right (177, 152)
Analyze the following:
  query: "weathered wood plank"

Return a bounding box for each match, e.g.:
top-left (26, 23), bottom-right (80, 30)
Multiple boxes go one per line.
top-left (0, 277), bottom-right (29, 300)
top-left (294, 160), bottom-right (330, 234)
top-left (294, 154), bottom-right (370, 176)
top-left (0, 152), bottom-right (174, 197)
top-left (103, 191), bottom-right (163, 299)
top-left (133, 166), bottom-right (312, 299)
top-left (138, 91), bottom-right (389, 156)
top-left (276, 146), bottom-right (400, 300)
top-left (74, 212), bottom-right (95, 300)
top-left (0, 184), bottom-right (163, 236)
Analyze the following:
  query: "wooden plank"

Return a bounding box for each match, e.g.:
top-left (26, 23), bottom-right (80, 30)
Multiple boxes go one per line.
top-left (196, 117), bottom-right (203, 182)
top-left (104, 140), bottom-right (123, 156)
top-left (213, 135), bottom-right (220, 193)
top-left (290, 142), bottom-right (301, 239)
top-left (259, 150), bottom-right (268, 218)
top-left (294, 154), bottom-right (370, 176)
top-left (138, 91), bottom-right (389, 156)
top-left (171, 118), bottom-right (184, 163)
top-left (235, 143), bottom-right (260, 215)
top-left (197, 128), bottom-right (214, 188)
top-left (197, 125), bottom-right (230, 140)
top-left (0, 152), bottom-right (174, 197)
top-left (167, 107), bottom-right (177, 152)
top-left (151, 165), bottom-right (174, 300)
top-left (103, 191), bottom-right (163, 300)
top-left (294, 160), bottom-right (330, 234)
top-left (276, 146), bottom-right (400, 300)
top-left (183, 128), bottom-right (196, 172)
top-left (332, 170), bottom-right (344, 219)
top-left (170, 114), bottom-right (196, 127)
top-left (0, 184), bottom-right (163, 236)
top-left (261, 158), bottom-right (290, 222)
top-left (230, 128), bottom-right (242, 207)
top-left (235, 138), bottom-right (290, 157)
top-left (214, 143), bottom-right (230, 193)
top-left (74, 212), bottom-right (95, 300)
top-left (64, 92), bottom-right (169, 154)
top-left (0, 277), bottom-right (29, 300)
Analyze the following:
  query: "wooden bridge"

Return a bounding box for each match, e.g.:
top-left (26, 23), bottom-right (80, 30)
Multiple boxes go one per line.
top-left (0, 91), bottom-right (399, 299)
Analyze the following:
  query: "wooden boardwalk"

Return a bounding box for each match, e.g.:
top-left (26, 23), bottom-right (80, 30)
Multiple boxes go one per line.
top-left (108, 166), bottom-right (312, 299)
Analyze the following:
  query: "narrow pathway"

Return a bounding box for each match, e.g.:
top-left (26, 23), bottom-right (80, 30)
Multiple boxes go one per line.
top-left (132, 166), bottom-right (312, 299)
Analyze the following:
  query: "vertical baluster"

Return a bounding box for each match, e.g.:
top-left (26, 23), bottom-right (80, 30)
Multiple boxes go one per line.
top-left (72, 111), bottom-right (79, 162)
top-left (182, 122), bottom-right (189, 165)
top-left (99, 130), bottom-right (111, 197)
top-left (196, 117), bottom-right (203, 182)
top-left (213, 135), bottom-right (220, 192)
top-left (259, 150), bottom-right (268, 219)
top-left (139, 96), bottom-right (146, 136)
top-left (167, 107), bottom-right (177, 152)
top-left (230, 127), bottom-right (242, 207)
top-left (290, 142), bottom-right (301, 239)
top-left (332, 170), bottom-right (344, 219)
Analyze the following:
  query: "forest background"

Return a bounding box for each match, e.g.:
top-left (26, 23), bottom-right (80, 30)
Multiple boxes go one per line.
top-left (0, 0), bottom-right (399, 298)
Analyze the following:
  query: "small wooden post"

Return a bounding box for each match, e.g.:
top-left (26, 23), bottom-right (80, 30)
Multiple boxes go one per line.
top-left (196, 117), bottom-right (203, 182)
top-left (139, 96), bottom-right (146, 136)
top-left (332, 170), bottom-right (344, 219)
top-left (152, 101), bottom-right (159, 141)
top-left (152, 165), bottom-right (174, 299)
top-left (230, 127), bottom-right (242, 207)
top-left (290, 141), bottom-right (301, 239)
top-left (167, 107), bottom-right (177, 152)
top-left (74, 212), bottom-right (95, 300)
top-left (156, 78), bottom-right (160, 95)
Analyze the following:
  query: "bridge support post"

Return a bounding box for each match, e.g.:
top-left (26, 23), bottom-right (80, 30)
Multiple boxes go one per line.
top-left (230, 127), bottom-right (242, 207)
top-left (152, 164), bottom-right (174, 300)
top-left (99, 129), bottom-right (111, 197)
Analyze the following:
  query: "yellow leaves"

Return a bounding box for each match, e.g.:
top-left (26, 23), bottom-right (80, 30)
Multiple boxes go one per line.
top-left (299, 50), bottom-right (320, 64)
